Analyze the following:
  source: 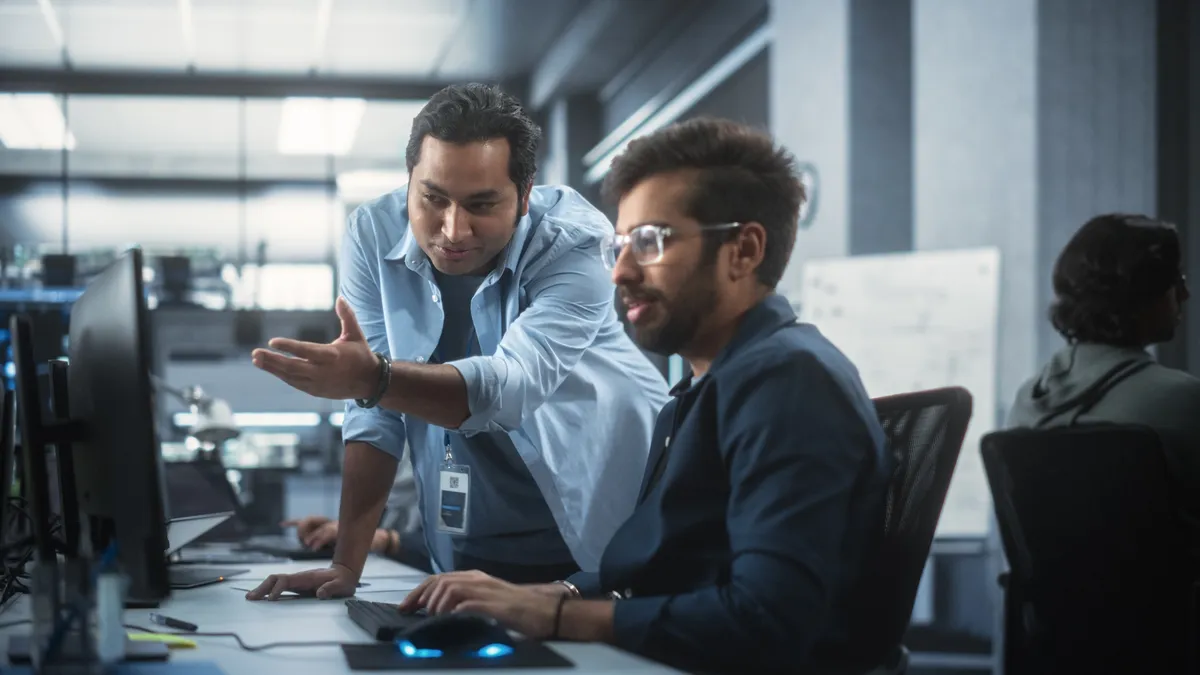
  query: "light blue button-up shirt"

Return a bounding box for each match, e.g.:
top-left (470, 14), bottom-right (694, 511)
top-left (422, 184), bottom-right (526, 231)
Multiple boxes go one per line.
top-left (339, 184), bottom-right (670, 571)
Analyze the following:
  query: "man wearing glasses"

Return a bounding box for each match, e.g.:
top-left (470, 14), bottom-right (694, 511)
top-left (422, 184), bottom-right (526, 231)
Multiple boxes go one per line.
top-left (398, 118), bottom-right (894, 674)
top-left (244, 84), bottom-right (669, 598)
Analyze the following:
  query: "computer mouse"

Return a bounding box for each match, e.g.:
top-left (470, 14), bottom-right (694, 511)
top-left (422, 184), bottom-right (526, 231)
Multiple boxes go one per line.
top-left (396, 612), bottom-right (515, 659)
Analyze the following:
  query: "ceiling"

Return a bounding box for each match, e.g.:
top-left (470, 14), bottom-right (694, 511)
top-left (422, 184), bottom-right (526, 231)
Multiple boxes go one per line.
top-left (0, 0), bottom-right (585, 78)
top-left (0, 95), bottom-right (426, 180)
top-left (0, 0), bottom-right (696, 260)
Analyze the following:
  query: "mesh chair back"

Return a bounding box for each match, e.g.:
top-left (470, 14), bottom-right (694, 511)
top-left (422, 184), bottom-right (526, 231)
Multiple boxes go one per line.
top-left (832, 386), bottom-right (973, 672)
top-left (982, 425), bottom-right (1193, 674)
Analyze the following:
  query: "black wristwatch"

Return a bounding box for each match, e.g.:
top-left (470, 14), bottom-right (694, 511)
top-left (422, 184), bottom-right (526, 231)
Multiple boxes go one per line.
top-left (355, 352), bottom-right (392, 409)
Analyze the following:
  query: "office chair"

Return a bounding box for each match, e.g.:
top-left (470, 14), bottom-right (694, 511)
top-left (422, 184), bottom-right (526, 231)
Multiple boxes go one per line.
top-left (982, 425), bottom-right (1195, 675)
top-left (812, 386), bottom-right (973, 675)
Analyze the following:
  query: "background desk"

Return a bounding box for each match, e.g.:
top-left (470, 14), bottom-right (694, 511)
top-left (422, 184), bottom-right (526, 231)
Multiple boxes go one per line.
top-left (0, 556), bottom-right (683, 674)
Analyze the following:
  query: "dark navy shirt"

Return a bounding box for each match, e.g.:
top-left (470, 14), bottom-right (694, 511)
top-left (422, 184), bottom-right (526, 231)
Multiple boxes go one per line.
top-left (421, 271), bottom-right (574, 570)
top-left (568, 294), bottom-right (893, 674)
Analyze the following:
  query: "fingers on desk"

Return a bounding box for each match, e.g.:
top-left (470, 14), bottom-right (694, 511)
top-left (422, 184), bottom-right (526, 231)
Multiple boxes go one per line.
top-left (244, 574), bottom-right (295, 601)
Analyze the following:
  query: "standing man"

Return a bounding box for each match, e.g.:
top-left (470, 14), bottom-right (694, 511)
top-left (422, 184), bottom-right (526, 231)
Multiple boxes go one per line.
top-left (246, 84), bottom-right (669, 600)
top-left (397, 118), bottom-right (894, 674)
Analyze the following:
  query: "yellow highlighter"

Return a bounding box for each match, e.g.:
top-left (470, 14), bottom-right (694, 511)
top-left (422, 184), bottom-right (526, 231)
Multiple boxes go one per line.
top-left (128, 633), bottom-right (198, 650)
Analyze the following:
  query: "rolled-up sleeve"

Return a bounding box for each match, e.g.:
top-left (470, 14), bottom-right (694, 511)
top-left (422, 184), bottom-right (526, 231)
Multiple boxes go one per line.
top-left (339, 213), bottom-right (407, 459)
top-left (446, 239), bottom-right (613, 434)
top-left (610, 356), bottom-right (874, 672)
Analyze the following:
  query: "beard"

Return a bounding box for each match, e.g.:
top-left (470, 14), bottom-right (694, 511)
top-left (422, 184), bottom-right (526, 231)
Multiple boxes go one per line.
top-left (625, 260), bottom-right (719, 356)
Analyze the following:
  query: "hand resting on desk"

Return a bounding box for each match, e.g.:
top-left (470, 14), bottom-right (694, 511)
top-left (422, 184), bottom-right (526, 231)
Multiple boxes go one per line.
top-left (244, 563), bottom-right (358, 601)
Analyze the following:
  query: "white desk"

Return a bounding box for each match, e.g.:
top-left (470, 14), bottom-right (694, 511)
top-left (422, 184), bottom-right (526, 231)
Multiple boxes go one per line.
top-left (0, 556), bottom-right (682, 674)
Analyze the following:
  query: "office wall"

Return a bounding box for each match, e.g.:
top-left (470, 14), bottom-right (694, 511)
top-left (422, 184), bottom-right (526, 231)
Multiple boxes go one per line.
top-left (771, 0), bottom-right (852, 301)
top-left (914, 0), bottom-right (1040, 424)
top-left (1035, 0), bottom-right (1159, 363)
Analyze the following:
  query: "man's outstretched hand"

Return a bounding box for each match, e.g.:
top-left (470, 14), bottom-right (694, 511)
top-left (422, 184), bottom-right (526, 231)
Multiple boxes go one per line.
top-left (244, 564), bottom-right (358, 601)
top-left (252, 296), bottom-right (379, 400)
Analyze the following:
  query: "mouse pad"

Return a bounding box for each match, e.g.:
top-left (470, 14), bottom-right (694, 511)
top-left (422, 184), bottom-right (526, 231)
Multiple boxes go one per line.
top-left (341, 641), bottom-right (573, 670)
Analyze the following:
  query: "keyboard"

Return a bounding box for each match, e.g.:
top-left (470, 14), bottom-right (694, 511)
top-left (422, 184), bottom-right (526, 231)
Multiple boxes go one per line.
top-left (236, 535), bottom-right (334, 561)
top-left (345, 599), bottom-right (428, 641)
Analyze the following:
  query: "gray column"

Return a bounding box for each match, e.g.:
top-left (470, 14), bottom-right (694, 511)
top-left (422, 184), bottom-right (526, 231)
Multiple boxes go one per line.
top-left (1155, 0), bottom-right (1200, 375)
top-left (849, 0), bottom-right (914, 255)
top-left (771, 0), bottom-right (851, 299)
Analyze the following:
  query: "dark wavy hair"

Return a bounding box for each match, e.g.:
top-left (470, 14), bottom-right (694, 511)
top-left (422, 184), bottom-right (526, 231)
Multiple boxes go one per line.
top-left (406, 84), bottom-right (541, 203)
top-left (1050, 213), bottom-right (1183, 346)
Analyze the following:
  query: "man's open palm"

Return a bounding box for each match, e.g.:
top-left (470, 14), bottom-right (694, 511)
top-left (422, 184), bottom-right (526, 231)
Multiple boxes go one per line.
top-left (252, 296), bottom-right (379, 401)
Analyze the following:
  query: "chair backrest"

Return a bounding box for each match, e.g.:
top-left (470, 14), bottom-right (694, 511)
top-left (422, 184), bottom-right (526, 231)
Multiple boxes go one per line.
top-left (982, 425), bottom-right (1193, 673)
top-left (838, 386), bottom-right (973, 669)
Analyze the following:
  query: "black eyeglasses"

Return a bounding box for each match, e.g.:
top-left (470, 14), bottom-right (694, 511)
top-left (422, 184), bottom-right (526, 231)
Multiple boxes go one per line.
top-left (600, 222), bottom-right (740, 270)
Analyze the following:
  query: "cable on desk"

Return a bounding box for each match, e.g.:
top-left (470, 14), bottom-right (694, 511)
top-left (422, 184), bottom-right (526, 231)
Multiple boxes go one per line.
top-left (124, 626), bottom-right (347, 652)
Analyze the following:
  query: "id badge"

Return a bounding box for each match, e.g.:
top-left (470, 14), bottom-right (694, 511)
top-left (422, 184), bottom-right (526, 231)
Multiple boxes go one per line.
top-left (437, 463), bottom-right (470, 535)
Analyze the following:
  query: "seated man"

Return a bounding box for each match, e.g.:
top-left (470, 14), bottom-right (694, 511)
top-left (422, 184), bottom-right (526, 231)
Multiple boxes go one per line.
top-left (1008, 213), bottom-right (1200, 517)
top-left (397, 118), bottom-right (895, 673)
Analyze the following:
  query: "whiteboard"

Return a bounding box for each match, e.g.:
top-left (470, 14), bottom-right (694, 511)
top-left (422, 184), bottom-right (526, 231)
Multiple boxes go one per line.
top-left (796, 248), bottom-right (1000, 537)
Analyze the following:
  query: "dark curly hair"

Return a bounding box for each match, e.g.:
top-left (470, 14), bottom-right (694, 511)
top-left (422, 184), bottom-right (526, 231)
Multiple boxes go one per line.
top-left (406, 83), bottom-right (541, 203)
top-left (602, 117), bottom-right (805, 289)
top-left (1050, 213), bottom-right (1183, 346)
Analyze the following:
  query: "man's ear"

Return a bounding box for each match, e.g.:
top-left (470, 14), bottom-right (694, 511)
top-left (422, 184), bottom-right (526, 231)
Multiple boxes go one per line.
top-left (728, 222), bottom-right (766, 282)
top-left (520, 182), bottom-right (534, 216)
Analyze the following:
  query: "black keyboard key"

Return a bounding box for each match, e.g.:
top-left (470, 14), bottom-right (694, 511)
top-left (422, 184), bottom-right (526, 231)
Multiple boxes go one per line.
top-left (346, 598), bottom-right (428, 641)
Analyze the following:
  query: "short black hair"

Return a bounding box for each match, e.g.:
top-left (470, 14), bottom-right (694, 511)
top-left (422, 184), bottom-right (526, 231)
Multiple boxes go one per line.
top-left (602, 117), bottom-right (805, 288)
top-left (406, 83), bottom-right (542, 201)
top-left (1050, 213), bottom-right (1183, 345)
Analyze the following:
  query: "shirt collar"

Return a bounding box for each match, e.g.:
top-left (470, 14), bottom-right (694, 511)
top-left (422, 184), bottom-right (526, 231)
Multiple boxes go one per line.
top-left (666, 295), bottom-right (796, 395)
top-left (706, 294), bottom-right (799, 374)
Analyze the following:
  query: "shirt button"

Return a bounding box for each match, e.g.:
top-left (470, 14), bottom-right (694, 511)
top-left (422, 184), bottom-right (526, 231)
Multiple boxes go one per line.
top-left (415, 357), bottom-right (426, 363)
top-left (432, 294), bottom-right (439, 303)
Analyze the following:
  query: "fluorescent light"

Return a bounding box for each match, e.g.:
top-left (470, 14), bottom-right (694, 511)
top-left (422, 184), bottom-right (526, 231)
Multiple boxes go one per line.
top-left (336, 170), bottom-right (408, 201)
top-left (583, 23), bottom-right (772, 184)
top-left (0, 94), bottom-right (76, 150)
top-left (173, 412), bottom-right (323, 428)
top-left (36, 0), bottom-right (65, 49)
top-left (311, 0), bottom-right (334, 70)
top-left (329, 412), bottom-right (344, 427)
top-left (178, 0), bottom-right (196, 67)
top-left (278, 97), bottom-right (366, 156)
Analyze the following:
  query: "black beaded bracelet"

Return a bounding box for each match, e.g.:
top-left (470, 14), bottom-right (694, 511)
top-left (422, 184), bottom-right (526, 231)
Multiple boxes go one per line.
top-left (355, 352), bottom-right (392, 409)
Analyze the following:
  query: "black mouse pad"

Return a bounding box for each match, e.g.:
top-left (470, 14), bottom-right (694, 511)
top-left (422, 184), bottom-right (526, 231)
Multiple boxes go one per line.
top-left (341, 641), bottom-right (574, 670)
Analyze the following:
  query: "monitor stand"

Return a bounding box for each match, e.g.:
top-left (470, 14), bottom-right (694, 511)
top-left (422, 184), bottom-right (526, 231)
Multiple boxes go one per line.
top-left (10, 561), bottom-right (171, 671)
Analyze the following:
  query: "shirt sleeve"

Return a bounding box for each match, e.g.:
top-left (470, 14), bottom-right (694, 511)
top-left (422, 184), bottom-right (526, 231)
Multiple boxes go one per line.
top-left (446, 239), bottom-right (615, 434)
top-left (609, 354), bottom-right (877, 672)
top-left (338, 212), bottom-right (407, 459)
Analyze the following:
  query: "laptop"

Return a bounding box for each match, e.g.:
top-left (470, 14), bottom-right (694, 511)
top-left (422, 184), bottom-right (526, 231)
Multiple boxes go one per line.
top-left (163, 512), bottom-right (250, 589)
top-left (163, 459), bottom-right (333, 561)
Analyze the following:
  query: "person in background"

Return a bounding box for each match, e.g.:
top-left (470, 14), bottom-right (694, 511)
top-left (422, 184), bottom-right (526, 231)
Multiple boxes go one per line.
top-left (282, 442), bottom-right (428, 571)
top-left (1008, 213), bottom-right (1200, 520)
top-left (245, 83), bottom-right (669, 601)
top-left (396, 118), bottom-right (895, 674)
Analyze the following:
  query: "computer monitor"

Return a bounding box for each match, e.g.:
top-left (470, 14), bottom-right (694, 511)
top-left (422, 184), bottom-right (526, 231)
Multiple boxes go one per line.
top-left (9, 315), bottom-right (58, 564)
top-left (66, 248), bottom-right (170, 603)
top-left (0, 388), bottom-right (13, 548)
